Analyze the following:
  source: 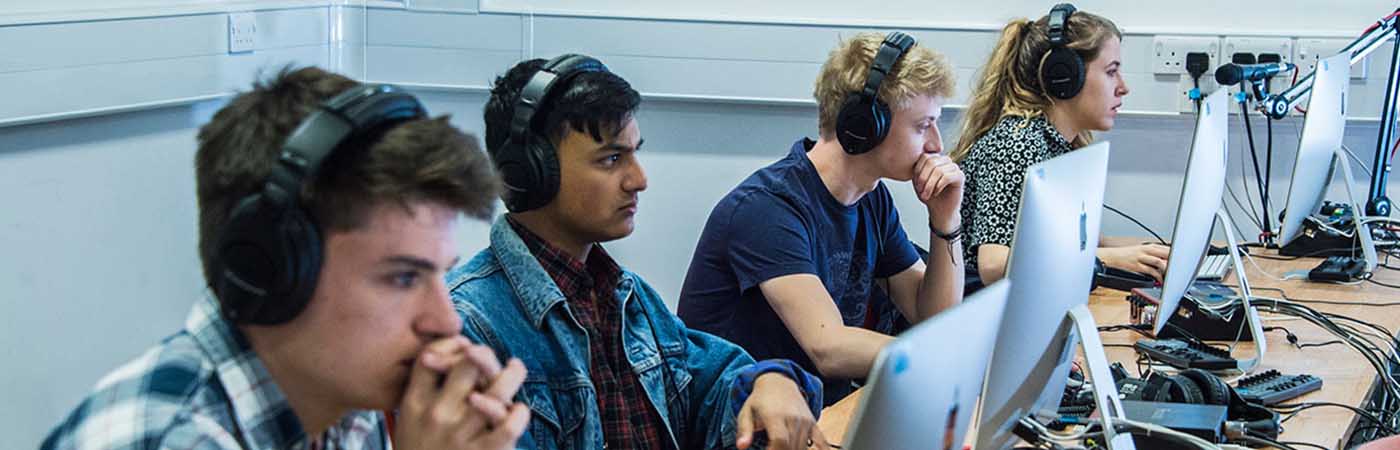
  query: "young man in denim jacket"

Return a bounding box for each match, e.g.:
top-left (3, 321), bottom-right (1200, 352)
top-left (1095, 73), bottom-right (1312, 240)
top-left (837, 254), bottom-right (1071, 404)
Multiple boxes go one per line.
top-left (447, 55), bottom-right (829, 450)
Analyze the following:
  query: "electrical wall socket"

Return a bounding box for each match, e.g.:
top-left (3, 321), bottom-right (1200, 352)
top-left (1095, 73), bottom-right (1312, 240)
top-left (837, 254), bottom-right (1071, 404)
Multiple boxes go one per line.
top-left (1151, 36), bottom-right (1221, 113)
top-left (1297, 38), bottom-right (1367, 80)
top-left (1222, 36), bottom-right (1293, 64)
top-left (1153, 35), bottom-right (1220, 75)
top-left (1221, 37), bottom-right (1294, 99)
top-left (228, 12), bottom-right (256, 54)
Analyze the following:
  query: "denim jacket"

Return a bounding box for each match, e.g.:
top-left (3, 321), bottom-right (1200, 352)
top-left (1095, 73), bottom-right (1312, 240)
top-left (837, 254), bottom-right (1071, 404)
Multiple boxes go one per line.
top-left (446, 217), bottom-right (821, 450)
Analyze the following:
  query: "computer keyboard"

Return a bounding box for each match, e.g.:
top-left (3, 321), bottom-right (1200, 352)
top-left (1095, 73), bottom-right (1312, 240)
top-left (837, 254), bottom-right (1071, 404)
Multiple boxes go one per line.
top-left (1195, 254), bottom-right (1233, 281)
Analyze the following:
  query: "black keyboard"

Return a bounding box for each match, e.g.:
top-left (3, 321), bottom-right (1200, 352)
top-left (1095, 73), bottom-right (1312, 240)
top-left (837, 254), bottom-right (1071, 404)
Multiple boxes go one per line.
top-left (1234, 370), bottom-right (1322, 405)
top-left (1134, 338), bottom-right (1239, 370)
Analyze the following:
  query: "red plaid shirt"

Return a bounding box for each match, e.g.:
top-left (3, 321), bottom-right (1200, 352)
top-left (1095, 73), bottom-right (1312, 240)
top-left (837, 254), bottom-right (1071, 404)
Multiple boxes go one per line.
top-left (509, 218), bottom-right (670, 450)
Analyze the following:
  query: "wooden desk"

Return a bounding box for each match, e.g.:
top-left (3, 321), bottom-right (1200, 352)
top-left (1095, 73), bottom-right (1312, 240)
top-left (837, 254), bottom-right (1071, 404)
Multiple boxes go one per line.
top-left (818, 252), bottom-right (1400, 449)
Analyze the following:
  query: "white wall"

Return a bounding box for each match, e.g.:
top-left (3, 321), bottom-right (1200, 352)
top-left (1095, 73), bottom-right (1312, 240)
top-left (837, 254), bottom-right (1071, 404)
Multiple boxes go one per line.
top-left (482, 0), bottom-right (1394, 36)
top-left (4, 2), bottom-right (1400, 449)
top-left (0, 4), bottom-right (340, 448)
top-left (0, 104), bottom-right (210, 449)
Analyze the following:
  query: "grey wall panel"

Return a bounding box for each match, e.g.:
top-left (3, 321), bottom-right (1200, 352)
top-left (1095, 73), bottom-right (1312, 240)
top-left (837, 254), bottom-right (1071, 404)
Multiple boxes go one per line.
top-left (367, 9), bottom-right (521, 49)
top-left (364, 45), bottom-right (522, 87)
top-left (0, 7), bottom-right (333, 127)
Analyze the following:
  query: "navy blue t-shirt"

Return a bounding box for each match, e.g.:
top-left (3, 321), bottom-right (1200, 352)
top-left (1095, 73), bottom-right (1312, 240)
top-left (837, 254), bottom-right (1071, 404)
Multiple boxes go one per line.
top-left (677, 138), bottom-right (921, 405)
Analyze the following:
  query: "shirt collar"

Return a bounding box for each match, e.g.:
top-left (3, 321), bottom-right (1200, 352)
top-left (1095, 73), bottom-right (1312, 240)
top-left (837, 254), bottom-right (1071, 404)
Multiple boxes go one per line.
top-left (186, 294), bottom-right (308, 449)
top-left (488, 216), bottom-right (633, 329)
top-left (506, 215), bottom-right (622, 299)
top-left (187, 295), bottom-right (384, 450)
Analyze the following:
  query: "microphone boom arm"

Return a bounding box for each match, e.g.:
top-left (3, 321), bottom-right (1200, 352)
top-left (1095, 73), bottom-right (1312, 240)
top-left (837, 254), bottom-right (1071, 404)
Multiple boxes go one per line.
top-left (1259, 9), bottom-right (1400, 217)
top-left (1260, 13), bottom-right (1397, 119)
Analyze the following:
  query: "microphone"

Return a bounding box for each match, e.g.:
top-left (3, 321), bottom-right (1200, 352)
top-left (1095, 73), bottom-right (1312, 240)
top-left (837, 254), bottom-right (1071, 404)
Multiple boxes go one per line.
top-left (1214, 62), bottom-right (1296, 85)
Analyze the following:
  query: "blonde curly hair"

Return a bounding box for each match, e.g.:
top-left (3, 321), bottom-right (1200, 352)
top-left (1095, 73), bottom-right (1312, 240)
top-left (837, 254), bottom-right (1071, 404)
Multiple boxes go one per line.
top-left (814, 32), bottom-right (955, 139)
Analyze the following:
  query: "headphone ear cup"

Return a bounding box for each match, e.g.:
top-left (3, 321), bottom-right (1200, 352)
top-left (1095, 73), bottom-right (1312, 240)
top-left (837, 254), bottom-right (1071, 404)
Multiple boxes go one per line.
top-left (1155, 374), bottom-right (1205, 404)
top-left (261, 204), bottom-right (321, 324)
top-left (870, 98), bottom-right (892, 146)
top-left (494, 136), bottom-right (542, 212)
top-left (527, 136), bottom-right (561, 208)
top-left (1179, 369), bottom-right (1232, 407)
top-left (836, 94), bottom-right (881, 155)
top-left (1041, 47), bottom-right (1086, 100)
top-left (215, 188), bottom-right (322, 325)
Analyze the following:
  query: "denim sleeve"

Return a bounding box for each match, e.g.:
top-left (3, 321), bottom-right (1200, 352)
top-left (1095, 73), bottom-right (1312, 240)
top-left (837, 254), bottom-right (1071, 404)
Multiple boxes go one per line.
top-left (728, 359), bottom-right (823, 419)
top-left (681, 325), bottom-right (823, 449)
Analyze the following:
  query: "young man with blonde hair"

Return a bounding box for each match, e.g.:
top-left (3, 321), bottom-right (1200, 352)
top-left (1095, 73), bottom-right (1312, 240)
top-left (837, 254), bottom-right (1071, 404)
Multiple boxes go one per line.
top-left (678, 32), bottom-right (966, 405)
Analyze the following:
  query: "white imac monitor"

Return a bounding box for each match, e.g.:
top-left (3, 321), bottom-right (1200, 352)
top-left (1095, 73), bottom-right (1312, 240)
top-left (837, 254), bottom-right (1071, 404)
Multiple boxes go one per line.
top-left (1276, 52), bottom-right (1376, 274)
top-left (841, 281), bottom-right (1010, 450)
top-left (1154, 89), bottom-right (1231, 335)
top-left (976, 142), bottom-right (1112, 450)
top-left (1148, 88), bottom-right (1267, 372)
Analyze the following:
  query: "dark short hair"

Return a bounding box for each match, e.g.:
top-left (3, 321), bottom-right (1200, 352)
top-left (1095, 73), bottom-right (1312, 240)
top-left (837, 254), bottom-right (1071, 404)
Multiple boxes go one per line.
top-left (194, 66), bottom-right (499, 286)
top-left (482, 57), bottom-right (642, 155)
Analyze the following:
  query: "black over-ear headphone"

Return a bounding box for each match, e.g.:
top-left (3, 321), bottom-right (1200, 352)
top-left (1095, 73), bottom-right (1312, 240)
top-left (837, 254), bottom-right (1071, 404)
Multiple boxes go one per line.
top-left (214, 84), bottom-right (426, 325)
top-left (835, 31), bottom-right (916, 155)
top-left (1041, 3), bottom-right (1086, 100)
top-left (496, 54), bottom-right (610, 212)
top-left (1127, 369), bottom-right (1282, 441)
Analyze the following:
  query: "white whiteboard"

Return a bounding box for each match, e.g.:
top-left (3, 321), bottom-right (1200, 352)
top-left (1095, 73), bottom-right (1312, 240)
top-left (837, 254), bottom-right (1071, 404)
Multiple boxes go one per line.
top-left (483, 0), bottom-right (1395, 37)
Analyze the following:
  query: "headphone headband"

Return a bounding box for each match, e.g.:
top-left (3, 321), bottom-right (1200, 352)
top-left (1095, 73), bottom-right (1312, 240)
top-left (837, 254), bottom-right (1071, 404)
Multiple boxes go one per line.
top-left (273, 84), bottom-right (425, 198)
top-left (509, 54), bottom-right (609, 144)
top-left (1046, 3), bottom-right (1077, 45)
top-left (1040, 3), bottom-right (1086, 100)
top-left (215, 83), bottom-right (427, 325)
top-left (861, 32), bottom-right (916, 99)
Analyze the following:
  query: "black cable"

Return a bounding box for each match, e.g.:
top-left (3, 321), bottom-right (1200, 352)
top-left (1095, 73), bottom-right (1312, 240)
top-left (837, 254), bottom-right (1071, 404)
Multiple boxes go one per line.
top-left (1249, 298), bottom-right (1400, 413)
top-left (1102, 204), bottom-right (1167, 245)
top-left (1297, 340), bottom-right (1348, 350)
top-left (1192, 77), bottom-right (1203, 112)
top-left (1236, 433), bottom-right (1300, 450)
top-left (1273, 401), bottom-right (1400, 435)
top-left (1240, 98), bottom-right (1271, 241)
top-left (1240, 279), bottom-right (1400, 304)
top-left (1368, 278), bottom-right (1400, 289)
top-left (1235, 128), bottom-right (1265, 230)
top-left (1244, 245), bottom-right (1362, 261)
top-left (1265, 116), bottom-right (1275, 243)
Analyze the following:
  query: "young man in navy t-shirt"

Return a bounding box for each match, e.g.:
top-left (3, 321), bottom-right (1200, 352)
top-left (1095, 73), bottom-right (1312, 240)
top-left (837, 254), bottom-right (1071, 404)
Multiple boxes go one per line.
top-left (677, 32), bottom-right (967, 405)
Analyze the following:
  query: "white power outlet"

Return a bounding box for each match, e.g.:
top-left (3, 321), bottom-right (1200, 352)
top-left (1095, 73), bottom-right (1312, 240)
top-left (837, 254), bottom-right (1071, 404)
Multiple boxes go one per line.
top-left (229, 12), bottom-right (256, 54)
top-left (1152, 35), bottom-right (1220, 75)
top-left (1152, 36), bottom-right (1220, 113)
top-left (1297, 38), bottom-right (1367, 80)
top-left (1222, 37), bottom-right (1293, 65)
top-left (1221, 37), bottom-right (1294, 102)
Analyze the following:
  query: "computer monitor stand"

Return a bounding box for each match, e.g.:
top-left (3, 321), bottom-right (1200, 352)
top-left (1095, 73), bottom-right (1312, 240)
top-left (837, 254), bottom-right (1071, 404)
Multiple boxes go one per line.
top-left (1332, 146), bottom-right (1380, 271)
top-left (1066, 304), bottom-right (1137, 450)
top-left (1216, 208), bottom-right (1267, 372)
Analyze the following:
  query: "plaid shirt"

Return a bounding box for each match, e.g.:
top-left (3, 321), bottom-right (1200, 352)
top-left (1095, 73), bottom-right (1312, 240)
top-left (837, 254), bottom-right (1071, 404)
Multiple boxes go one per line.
top-left (509, 218), bottom-right (669, 450)
top-left (41, 294), bottom-right (388, 450)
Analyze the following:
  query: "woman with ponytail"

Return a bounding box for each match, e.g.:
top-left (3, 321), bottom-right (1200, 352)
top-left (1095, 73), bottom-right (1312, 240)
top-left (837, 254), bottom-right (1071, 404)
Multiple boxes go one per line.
top-left (955, 5), bottom-right (1168, 285)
